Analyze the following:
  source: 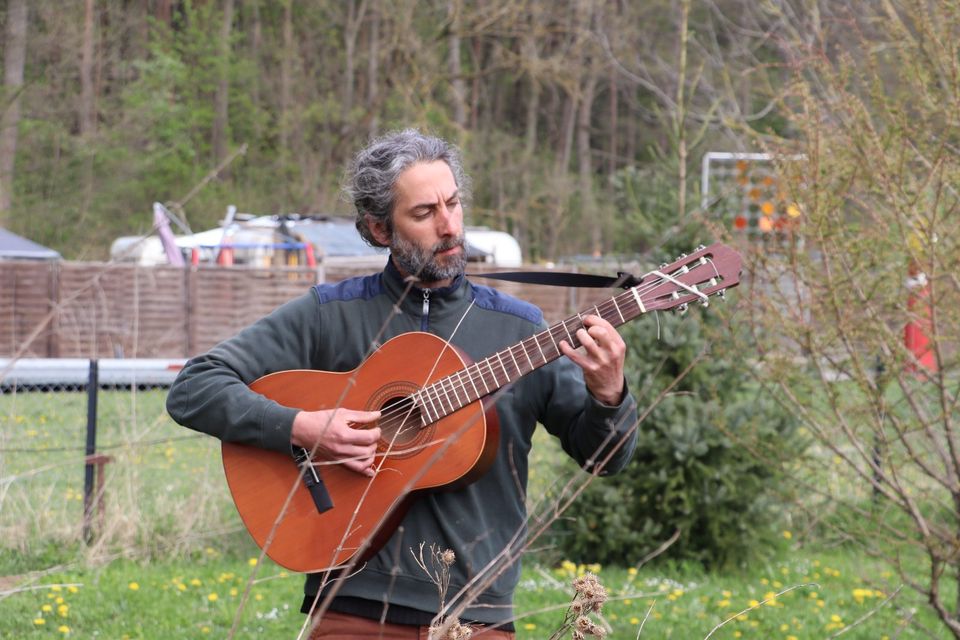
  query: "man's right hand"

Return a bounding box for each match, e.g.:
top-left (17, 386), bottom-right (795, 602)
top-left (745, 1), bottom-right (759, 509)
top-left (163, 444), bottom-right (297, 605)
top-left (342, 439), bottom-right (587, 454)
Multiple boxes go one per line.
top-left (291, 409), bottom-right (382, 477)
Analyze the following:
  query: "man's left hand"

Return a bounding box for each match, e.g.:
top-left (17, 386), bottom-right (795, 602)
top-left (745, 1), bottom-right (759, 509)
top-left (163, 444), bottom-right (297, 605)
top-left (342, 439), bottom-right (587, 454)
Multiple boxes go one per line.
top-left (559, 315), bottom-right (626, 406)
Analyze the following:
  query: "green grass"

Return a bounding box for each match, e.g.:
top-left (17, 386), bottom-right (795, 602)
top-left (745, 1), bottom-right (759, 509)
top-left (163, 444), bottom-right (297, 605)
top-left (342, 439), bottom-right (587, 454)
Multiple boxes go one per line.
top-left (0, 545), bottom-right (937, 638)
top-left (0, 390), bottom-right (949, 638)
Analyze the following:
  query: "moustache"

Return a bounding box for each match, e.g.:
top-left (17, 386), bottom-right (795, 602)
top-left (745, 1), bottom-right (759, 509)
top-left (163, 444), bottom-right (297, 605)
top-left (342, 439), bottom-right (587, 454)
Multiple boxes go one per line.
top-left (433, 237), bottom-right (465, 254)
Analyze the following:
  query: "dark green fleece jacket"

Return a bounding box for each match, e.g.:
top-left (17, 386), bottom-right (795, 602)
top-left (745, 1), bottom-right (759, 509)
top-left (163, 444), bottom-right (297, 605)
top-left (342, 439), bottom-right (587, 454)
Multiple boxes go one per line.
top-left (166, 259), bottom-right (638, 627)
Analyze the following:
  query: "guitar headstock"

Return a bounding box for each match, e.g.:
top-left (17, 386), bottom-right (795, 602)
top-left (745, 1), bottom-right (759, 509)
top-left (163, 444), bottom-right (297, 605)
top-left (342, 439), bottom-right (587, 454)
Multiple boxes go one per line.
top-left (636, 243), bottom-right (742, 313)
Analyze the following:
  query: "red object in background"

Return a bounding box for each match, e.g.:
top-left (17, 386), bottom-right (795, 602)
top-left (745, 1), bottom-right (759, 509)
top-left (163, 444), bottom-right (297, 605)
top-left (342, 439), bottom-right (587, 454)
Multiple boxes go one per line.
top-left (904, 265), bottom-right (937, 373)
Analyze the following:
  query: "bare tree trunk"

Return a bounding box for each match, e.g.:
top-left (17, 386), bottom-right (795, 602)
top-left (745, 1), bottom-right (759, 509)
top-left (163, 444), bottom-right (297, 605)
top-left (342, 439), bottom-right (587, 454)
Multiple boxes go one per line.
top-left (249, 0), bottom-right (262, 140)
top-left (213, 0), bottom-right (234, 167)
top-left (155, 0), bottom-right (173, 24)
top-left (578, 72), bottom-right (598, 255)
top-left (79, 0), bottom-right (97, 218)
top-left (342, 0), bottom-right (368, 134)
top-left (447, 0), bottom-right (467, 131)
top-left (0, 0), bottom-right (28, 223)
top-left (366, 5), bottom-right (380, 138)
top-left (279, 0), bottom-right (293, 165)
top-left (675, 0), bottom-right (690, 219)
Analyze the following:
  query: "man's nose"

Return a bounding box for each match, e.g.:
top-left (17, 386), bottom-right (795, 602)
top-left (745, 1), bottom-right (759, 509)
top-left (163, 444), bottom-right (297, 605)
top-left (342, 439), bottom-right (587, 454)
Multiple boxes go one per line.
top-left (436, 202), bottom-right (462, 236)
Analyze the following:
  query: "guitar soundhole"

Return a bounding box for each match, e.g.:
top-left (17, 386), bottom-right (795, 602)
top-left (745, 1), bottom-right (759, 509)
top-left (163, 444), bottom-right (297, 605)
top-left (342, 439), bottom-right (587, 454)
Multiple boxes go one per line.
top-left (370, 383), bottom-right (435, 458)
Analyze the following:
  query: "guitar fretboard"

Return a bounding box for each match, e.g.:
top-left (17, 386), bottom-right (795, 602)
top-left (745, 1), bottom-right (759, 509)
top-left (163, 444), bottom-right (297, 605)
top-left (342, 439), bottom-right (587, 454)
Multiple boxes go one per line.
top-left (412, 287), bottom-right (646, 425)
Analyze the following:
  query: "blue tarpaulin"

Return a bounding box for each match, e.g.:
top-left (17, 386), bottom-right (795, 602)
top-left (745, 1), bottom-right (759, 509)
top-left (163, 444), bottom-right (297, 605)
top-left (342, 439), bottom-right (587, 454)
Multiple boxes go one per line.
top-left (0, 227), bottom-right (61, 260)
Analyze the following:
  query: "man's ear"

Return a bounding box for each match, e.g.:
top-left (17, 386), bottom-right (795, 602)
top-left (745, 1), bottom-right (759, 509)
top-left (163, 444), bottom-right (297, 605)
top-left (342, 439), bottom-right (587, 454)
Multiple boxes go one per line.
top-left (367, 215), bottom-right (391, 247)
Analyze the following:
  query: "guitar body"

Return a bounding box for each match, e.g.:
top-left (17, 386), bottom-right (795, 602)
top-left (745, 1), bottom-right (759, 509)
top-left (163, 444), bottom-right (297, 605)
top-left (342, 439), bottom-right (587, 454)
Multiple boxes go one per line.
top-left (221, 332), bottom-right (499, 573)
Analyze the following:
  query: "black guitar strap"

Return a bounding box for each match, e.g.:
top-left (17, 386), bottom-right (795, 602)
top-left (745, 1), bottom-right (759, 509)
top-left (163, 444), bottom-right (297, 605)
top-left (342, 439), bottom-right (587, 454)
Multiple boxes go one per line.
top-left (471, 269), bottom-right (643, 289)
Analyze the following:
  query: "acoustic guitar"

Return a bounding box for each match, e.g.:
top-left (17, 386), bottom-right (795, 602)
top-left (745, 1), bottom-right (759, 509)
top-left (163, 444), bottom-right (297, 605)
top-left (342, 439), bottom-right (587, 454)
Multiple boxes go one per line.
top-left (221, 243), bottom-right (742, 572)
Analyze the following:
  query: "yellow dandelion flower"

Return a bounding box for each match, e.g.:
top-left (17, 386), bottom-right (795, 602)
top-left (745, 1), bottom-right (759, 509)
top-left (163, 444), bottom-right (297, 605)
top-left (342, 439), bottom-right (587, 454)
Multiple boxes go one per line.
top-left (782, 530), bottom-right (792, 539)
top-left (207, 593), bottom-right (219, 602)
top-left (630, 617), bottom-right (640, 624)
top-left (748, 600), bottom-right (760, 608)
top-left (780, 623), bottom-right (789, 631)
top-left (51, 586), bottom-right (62, 592)
top-left (722, 590), bottom-right (732, 598)
top-left (190, 578), bottom-right (202, 586)
top-left (627, 567), bottom-right (638, 576)
top-left (58, 625), bottom-right (70, 634)
top-left (201, 627), bottom-right (210, 634)
top-left (248, 557), bottom-right (258, 566)
top-left (67, 586), bottom-right (79, 594)
top-left (42, 604), bottom-right (53, 612)
top-left (58, 604), bottom-right (68, 616)
top-left (128, 582), bottom-right (140, 591)
top-left (55, 597), bottom-right (64, 604)
top-left (254, 594), bottom-right (263, 601)
top-left (523, 623), bottom-right (537, 630)
top-left (34, 618), bottom-right (46, 626)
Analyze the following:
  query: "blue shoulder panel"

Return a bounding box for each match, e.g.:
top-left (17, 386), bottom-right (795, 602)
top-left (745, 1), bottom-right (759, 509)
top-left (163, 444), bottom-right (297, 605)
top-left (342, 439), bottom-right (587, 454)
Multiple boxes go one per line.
top-left (312, 273), bottom-right (382, 304)
top-left (469, 283), bottom-right (543, 325)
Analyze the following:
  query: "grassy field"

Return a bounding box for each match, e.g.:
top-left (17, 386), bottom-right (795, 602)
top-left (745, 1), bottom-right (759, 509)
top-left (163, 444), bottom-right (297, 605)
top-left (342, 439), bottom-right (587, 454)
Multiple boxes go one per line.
top-left (0, 389), bottom-right (948, 638)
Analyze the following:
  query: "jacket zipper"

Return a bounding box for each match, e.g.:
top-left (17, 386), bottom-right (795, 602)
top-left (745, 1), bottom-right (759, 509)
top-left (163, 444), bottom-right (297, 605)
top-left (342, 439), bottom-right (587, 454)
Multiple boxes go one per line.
top-left (420, 289), bottom-right (430, 331)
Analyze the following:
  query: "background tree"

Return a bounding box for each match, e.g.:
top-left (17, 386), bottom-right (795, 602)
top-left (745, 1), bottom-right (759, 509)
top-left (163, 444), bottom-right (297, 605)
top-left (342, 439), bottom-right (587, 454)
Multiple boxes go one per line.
top-left (0, 0), bottom-right (27, 224)
top-left (727, 1), bottom-right (960, 635)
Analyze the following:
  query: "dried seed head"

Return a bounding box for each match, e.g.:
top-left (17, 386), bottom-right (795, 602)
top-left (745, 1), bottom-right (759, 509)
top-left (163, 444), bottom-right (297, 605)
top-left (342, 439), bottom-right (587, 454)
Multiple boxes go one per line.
top-left (441, 549), bottom-right (456, 566)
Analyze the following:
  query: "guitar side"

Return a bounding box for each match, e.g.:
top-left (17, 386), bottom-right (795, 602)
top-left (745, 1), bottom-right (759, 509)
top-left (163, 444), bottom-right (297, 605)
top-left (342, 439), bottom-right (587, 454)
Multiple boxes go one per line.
top-left (221, 332), bottom-right (498, 573)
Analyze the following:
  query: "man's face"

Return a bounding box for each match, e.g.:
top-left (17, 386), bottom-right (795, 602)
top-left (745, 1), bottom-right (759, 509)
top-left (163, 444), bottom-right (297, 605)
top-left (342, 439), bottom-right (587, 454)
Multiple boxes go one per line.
top-left (377, 160), bottom-right (466, 287)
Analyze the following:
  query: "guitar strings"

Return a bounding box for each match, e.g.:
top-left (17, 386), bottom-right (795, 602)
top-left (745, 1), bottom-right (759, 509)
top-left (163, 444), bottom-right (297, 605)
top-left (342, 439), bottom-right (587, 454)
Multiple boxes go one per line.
top-left (371, 267), bottom-right (696, 437)
top-left (373, 259), bottom-right (723, 436)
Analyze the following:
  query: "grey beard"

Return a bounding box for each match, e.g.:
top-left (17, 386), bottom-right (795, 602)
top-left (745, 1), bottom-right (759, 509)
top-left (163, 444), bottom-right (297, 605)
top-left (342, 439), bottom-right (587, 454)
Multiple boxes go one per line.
top-left (390, 234), bottom-right (467, 284)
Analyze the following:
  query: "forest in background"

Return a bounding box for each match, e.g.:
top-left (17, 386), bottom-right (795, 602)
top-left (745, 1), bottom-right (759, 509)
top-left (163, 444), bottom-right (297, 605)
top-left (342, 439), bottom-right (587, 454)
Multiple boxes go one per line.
top-left (4, 1), bottom-right (960, 636)
top-left (0, 0), bottom-right (794, 262)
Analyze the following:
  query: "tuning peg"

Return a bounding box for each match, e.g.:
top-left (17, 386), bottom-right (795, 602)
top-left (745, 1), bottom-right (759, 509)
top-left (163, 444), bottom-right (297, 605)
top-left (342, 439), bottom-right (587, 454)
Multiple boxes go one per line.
top-left (717, 289), bottom-right (726, 300)
top-left (676, 302), bottom-right (689, 315)
top-left (697, 244), bottom-right (706, 251)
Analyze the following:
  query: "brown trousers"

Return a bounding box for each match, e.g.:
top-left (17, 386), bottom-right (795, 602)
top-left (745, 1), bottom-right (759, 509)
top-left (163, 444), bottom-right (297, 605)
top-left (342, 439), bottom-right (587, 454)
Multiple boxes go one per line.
top-left (308, 610), bottom-right (516, 639)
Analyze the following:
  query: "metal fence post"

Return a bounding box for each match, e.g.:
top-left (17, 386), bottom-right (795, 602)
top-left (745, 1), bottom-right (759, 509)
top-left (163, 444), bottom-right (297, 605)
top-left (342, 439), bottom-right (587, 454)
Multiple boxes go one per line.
top-left (82, 359), bottom-right (99, 543)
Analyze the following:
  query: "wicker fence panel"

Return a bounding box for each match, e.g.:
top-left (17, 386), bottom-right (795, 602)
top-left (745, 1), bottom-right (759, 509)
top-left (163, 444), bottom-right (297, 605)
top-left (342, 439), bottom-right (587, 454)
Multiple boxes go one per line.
top-left (0, 261), bottom-right (58, 357)
top-left (1, 261), bottom-right (630, 358)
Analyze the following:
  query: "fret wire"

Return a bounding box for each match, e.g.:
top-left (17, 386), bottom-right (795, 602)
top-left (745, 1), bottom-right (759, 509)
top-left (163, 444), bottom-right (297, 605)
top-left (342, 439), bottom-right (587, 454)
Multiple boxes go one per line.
top-left (474, 362), bottom-right (490, 394)
top-left (418, 389), bottom-right (435, 423)
top-left (544, 327), bottom-right (559, 353)
top-left (467, 363), bottom-right (485, 396)
top-left (561, 319), bottom-right (575, 344)
top-left (534, 333), bottom-right (547, 362)
top-left (485, 358), bottom-right (501, 387)
top-left (520, 340), bottom-right (536, 371)
top-left (428, 381), bottom-right (445, 416)
top-left (470, 364), bottom-right (490, 398)
top-left (453, 370), bottom-right (469, 405)
top-left (439, 375), bottom-right (456, 411)
top-left (507, 346), bottom-right (522, 376)
top-left (612, 297), bottom-right (625, 323)
top-left (495, 352), bottom-right (511, 382)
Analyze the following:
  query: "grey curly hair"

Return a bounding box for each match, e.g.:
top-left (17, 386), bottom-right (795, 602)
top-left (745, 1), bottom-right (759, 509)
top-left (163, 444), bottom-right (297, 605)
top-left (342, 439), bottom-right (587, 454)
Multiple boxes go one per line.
top-left (346, 129), bottom-right (471, 247)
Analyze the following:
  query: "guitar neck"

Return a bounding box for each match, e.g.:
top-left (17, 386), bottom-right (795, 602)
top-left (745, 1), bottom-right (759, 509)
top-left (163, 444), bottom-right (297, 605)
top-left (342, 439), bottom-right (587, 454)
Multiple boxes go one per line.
top-left (414, 288), bottom-right (644, 425)
top-left (412, 242), bottom-right (740, 425)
